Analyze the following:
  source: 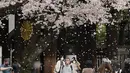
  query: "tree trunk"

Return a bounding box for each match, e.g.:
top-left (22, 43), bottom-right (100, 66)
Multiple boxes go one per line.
top-left (17, 33), bottom-right (57, 73)
top-left (13, 23), bottom-right (57, 73)
top-left (106, 24), bottom-right (118, 59)
top-left (118, 25), bottom-right (126, 45)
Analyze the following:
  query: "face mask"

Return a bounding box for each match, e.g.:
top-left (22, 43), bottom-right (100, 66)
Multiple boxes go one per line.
top-left (61, 57), bottom-right (64, 61)
top-left (73, 61), bottom-right (76, 63)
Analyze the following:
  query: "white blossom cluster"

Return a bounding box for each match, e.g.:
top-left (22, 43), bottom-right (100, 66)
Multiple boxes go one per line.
top-left (0, 0), bottom-right (23, 8)
top-left (101, 0), bottom-right (130, 11)
top-left (22, 0), bottom-right (110, 26)
top-left (0, 0), bottom-right (130, 29)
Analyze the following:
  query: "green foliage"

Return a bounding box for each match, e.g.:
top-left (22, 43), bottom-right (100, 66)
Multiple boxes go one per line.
top-left (115, 9), bottom-right (130, 24)
top-left (96, 24), bottom-right (106, 47)
top-left (115, 9), bottom-right (130, 45)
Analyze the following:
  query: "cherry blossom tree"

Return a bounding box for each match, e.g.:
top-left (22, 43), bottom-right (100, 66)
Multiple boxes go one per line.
top-left (21, 0), bottom-right (130, 28)
top-left (0, 0), bottom-right (130, 30)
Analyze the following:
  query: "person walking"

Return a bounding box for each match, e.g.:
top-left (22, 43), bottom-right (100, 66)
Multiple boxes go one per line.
top-left (1, 58), bottom-right (14, 73)
top-left (60, 57), bottom-right (73, 73)
top-left (54, 56), bottom-right (65, 73)
top-left (98, 58), bottom-right (113, 73)
top-left (82, 60), bottom-right (95, 73)
top-left (121, 58), bottom-right (130, 73)
top-left (71, 57), bottom-right (81, 73)
top-left (32, 61), bottom-right (41, 73)
top-left (12, 60), bottom-right (21, 73)
top-left (0, 67), bottom-right (12, 71)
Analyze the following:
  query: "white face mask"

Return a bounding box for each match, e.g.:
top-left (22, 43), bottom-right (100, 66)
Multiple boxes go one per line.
top-left (73, 61), bottom-right (76, 63)
top-left (61, 57), bottom-right (64, 61)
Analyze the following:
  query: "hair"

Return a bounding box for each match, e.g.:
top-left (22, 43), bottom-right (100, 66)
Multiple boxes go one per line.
top-left (85, 63), bottom-right (93, 68)
top-left (66, 57), bottom-right (70, 60)
top-left (13, 59), bottom-right (18, 62)
top-left (60, 55), bottom-right (64, 58)
top-left (57, 55), bottom-right (64, 61)
top-left (3, 58), bottom-right (9, 65)
top-left (98, 63), bottom-right (113, 73)
top-left (85, 60), bottom-right (93, 68)
top-left (4, 58), bottom-right (9, 62)
top-left (72, 57), bottom-right (76, 60)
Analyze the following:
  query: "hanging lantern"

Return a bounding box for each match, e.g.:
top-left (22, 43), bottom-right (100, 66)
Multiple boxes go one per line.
top-left (21, 21), bottom-right (33, 41)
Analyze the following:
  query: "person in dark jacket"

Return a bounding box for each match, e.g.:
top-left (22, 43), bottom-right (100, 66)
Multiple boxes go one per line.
top-left (0, 67), bottom-right (12, 71)
top-left (121, 58), bottom-right (130, 73)
top-left (12, 60), bottom-right (21, 73)
top-left (1, 58), bottom-right (14, 73)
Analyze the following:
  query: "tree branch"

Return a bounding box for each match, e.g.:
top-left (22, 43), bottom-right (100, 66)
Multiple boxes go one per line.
top-left (0, 0), bottom-right (29, 17)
